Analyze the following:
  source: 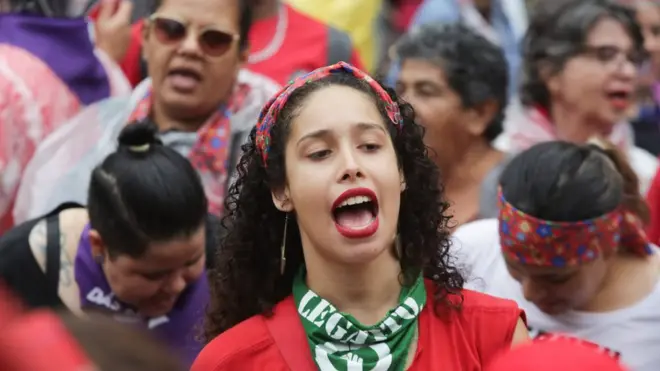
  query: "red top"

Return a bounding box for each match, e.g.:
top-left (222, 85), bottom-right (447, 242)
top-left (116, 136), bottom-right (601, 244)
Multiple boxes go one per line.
top-left (486, 335), bottom-right (627, 371)
top-left (192, 282), bottom-right (524, 371)
top-left (248, 4), bottom-right (364, 85)
top-left (647, 164), bottom-right (660, 245)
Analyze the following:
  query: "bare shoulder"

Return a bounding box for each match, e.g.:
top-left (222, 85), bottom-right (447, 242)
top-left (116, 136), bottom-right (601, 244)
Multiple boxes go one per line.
top-left (192, 316), bottom-right (278, 371)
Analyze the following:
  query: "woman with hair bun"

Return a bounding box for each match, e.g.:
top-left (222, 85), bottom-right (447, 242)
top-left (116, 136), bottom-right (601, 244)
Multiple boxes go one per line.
top-left (192, 62), bottom-right (528, 371)
top-left (453, 141), bottom-right (660, 370)
top-left (0, 122), bottom-right (214, 367)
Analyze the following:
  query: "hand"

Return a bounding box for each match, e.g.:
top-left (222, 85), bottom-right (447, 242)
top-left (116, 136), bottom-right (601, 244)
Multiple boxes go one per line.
top-left (95, 0), bottom-right (134, 62)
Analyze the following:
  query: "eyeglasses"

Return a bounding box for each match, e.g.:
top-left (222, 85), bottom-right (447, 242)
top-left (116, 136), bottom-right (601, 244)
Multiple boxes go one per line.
top-left (580, 45), bottom-right (647, 67)
top-left (148, 14), bottom-right (240, 57)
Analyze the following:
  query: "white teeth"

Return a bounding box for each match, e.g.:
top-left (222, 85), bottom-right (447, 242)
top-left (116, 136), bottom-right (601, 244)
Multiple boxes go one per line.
top-left (338, 195), bottom-right (372, 208)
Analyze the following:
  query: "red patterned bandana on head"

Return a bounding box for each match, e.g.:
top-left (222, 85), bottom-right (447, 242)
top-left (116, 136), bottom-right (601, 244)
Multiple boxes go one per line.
top-left (255, 61), bottom-right (403, 166)
top-left (498, 190), bottom-right (653, 267)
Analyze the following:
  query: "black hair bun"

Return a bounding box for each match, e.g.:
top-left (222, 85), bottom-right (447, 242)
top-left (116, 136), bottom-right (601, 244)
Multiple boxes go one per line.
top-left (118, 121), bottom-right (162, 152)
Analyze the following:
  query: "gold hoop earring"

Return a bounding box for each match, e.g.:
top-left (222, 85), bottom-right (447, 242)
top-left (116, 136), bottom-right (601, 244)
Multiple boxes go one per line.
top-left (280, 213), bottom-right (289, 275)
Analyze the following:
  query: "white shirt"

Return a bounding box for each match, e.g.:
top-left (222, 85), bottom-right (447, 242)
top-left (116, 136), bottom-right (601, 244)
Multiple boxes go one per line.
top-left (452, 218), bottom-right (660, 371)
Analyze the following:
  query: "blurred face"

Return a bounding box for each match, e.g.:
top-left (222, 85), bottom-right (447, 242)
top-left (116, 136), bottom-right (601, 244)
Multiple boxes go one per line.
top-left (546, 18), bottom-right (639, 141)
top-left (273, 85), bottom-right (405, 265)
top-left (397, 59), bottom-right (496, 168)
top-left (636, 3), bottom-right (660, 77)
top-left (397, 59), bottom-right (466, 166)
top-left (506, 258), bottom-right (608, 315)
top-left (143, 0), bottom-right (245, 120)
top-left (92, 227), bottom-right (206, 317)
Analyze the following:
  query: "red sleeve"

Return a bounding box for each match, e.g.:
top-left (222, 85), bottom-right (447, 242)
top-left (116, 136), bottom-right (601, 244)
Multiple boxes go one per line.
top-left (646, 163), bottom-right (660, 245)
top-left (191, 317), bottom-right (289, 371)
top-left (461, 290), bottom-right (525, 365)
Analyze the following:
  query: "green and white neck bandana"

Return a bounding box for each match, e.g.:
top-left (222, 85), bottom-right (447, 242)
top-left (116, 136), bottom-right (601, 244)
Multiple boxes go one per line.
top-left (292, 269), bottom-right (427, 371)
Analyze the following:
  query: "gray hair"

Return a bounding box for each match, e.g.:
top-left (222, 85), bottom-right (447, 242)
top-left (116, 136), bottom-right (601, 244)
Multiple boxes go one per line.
top-left (394, 22), bottom-right (509, 142)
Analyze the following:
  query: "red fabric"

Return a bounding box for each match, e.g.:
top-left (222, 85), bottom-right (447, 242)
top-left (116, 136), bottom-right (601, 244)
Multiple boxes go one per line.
top-left (248, 4), bottom-right (364, 85)
top-left (0, 285), bottom-right (94, 370)
top-left (647, 164), bottom-right (660, 244)
top-left (392, 0), bottom-right (423, 32)
top-left (119, 21), bottom-right (146, 87)
top-left (191, 281), bottom-right (524, 371)
top-left (486, 334), bottom-right (627, 371)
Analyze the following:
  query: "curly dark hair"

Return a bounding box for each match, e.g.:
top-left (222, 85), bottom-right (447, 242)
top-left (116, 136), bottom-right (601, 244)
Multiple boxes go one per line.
top-left (204, 71), bottom-right (464, 340)
top-left (521, 0), bottom-right (644, 108)
top-left (394, 22), bottom-right (508, 142)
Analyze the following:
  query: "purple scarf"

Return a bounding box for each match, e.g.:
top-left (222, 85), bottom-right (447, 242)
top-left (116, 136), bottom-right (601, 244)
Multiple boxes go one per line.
top-left (74, 224), bottom-right (209, 367)
top-left (0, 13), bottom-right (110, 105)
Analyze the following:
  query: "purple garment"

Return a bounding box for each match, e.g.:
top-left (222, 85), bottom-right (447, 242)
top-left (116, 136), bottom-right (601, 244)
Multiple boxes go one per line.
top-left (74, 224), bottom-right (209, 367)
top-left (0, 13), bottom-right (111, 105)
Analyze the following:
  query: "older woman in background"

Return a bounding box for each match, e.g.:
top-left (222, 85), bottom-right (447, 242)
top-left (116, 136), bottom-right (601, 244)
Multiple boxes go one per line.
top-left (497, 0), bottom-right (657, 193)
top-left (395, 23), bottom-right (509, 225)
top-left (13, 0), bottom-right (281, 222)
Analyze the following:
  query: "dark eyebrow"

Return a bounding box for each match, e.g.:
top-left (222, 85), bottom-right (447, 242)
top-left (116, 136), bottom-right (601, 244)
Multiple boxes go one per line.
top-left (296, 122), bottom-right (387, 147)
top-left (296, 129), bottom-right (331, 147)
top-left (354, 122), bottom-right (388, 134)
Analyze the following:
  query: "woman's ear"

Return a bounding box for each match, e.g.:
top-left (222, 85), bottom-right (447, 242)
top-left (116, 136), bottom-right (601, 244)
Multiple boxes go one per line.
top-left (89, 229), bottom-right (107, 262)
top-left (271, 187), bottom-right (294, 212)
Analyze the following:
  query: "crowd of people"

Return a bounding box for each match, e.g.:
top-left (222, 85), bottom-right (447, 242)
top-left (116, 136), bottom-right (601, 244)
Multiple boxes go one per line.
top-left (2, 0), bottom-right (660, 370)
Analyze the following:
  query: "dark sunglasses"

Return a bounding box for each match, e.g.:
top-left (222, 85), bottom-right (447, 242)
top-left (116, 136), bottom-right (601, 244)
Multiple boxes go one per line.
top-left (148, 14), bottom-right (239, 57)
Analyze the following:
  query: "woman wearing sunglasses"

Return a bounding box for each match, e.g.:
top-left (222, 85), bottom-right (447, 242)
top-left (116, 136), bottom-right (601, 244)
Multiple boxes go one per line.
top-left (496, 0), bottom-right (657, 194)
top-left (191, 62), bottom-right (528, 371)
top-left (12, 0), bottom-right (281, 223)
top-left (453, 140), bottom-right (660, 371)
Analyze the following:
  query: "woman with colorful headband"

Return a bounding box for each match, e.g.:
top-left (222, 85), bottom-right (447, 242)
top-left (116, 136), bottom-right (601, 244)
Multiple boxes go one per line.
top-left (191, 62), bottom-right (528, 371)
top-left (453, 141), bottom-right (660, 371)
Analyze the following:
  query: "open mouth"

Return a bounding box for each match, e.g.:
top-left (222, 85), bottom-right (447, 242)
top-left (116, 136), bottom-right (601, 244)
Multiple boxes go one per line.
top-left (167, 67), bottom-right (202, 90)
top-left (168, 67), bottom-right (202, 81)
top-left (332, 188), bottom-right (379, 238)
top-left (605, 90), bottom-right (631, 109)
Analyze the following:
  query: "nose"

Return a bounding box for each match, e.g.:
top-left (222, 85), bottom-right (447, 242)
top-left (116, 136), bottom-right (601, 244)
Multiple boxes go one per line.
top-left (178, 29), bottom-right (203, 57)
top-left (615, 56), bottom-right (637, 81)
top-left (162, 272), bottom-right (187, 297)
top-left (338, 146), bottom-right (364, 182)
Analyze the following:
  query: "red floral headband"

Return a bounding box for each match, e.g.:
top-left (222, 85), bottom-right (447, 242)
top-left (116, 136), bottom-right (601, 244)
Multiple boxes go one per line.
top-left (255, 61), bottom-right (403, 166)
top-left (498, 190), bottom-right (652, 267)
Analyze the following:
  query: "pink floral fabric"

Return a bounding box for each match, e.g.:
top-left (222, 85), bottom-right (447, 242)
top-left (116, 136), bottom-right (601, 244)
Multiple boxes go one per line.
top-left (0, 45), bottom-right (129, 234)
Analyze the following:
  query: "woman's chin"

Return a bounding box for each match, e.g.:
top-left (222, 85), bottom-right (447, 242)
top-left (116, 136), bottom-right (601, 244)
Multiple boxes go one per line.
top-left (326, 239), bottom-right (393, 266)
